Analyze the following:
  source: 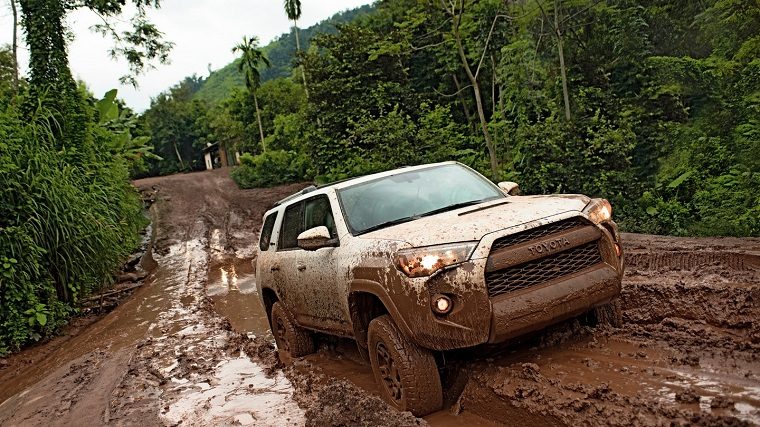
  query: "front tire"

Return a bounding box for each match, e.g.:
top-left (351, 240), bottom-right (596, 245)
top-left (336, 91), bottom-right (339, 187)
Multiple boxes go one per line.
top-left (270, 302), bottom-right (315, 362)
top-left (367, 315), bottom-right (443, 416)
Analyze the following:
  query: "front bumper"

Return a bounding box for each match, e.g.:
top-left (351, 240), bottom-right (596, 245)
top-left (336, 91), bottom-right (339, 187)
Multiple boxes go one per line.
top-left (401, 218), bottom-right (623, 351)
top-left (488, 264), bottom-right (620, 343)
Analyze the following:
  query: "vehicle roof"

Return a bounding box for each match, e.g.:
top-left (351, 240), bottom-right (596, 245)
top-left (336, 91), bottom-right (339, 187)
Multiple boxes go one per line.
top-left (330, 161), bottom-right (458, 190)
top-left (265, 161), bottom-right (460, 215)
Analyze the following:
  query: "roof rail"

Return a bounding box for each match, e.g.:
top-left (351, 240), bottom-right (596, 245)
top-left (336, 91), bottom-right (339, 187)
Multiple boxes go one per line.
top-left (273, 185), bottom-right (318, 207)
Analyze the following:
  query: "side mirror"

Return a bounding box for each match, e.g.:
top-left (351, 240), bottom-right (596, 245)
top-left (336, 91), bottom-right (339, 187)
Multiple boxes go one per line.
top-left (497, 181), bottom-right (520, 196)
top-left (297, 226), bottom-right (338, 251)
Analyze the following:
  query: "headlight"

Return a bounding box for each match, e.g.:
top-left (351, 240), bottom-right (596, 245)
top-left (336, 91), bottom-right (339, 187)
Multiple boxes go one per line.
top-left (395, 242), bottom-right (477, 278)
top-left (583, 198), bottom-right (613, 224)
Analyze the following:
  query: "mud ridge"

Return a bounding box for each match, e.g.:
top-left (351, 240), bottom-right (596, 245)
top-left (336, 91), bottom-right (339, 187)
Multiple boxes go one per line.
top-left (626, 251), bottom-right (760, 272)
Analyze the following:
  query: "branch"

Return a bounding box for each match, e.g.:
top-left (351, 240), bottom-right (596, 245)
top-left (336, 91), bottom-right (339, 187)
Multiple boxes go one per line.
top-left (432, 82), bottom-right (473, 98)
top-left (560, 0), bottom-right (602, 26)
top-left (474, 13), bottom-right (510, 80)
top-left (410, 39), bottom-right (448, 51)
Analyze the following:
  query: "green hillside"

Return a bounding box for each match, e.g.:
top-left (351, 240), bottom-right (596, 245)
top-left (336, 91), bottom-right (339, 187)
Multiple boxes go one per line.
top-left (194, 4), bottom-right (374, 104)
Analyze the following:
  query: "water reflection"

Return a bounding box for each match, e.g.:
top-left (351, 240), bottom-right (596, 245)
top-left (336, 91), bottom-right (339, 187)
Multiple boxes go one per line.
top-left (207, 259), bottom-right (271, 338)
top-left (220, 264), bottom-right (238, 291)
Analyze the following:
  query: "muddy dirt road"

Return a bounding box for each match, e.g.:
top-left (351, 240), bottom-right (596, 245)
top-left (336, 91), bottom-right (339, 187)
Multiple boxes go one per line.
top-left (0, 169), bottom-right (758, 426)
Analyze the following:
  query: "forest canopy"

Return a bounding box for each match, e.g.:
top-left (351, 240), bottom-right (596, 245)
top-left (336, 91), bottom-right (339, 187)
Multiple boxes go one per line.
top-left (142, 0), bottom-right (759, 238)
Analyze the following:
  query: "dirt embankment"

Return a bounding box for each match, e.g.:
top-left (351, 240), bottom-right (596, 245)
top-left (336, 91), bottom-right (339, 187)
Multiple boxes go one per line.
top-left (0, 169), bottom-right (758, 426)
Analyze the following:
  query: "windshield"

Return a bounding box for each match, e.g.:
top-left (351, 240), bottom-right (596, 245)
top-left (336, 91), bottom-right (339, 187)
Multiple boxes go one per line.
top-left (337, 164), bottom-right (505, 235)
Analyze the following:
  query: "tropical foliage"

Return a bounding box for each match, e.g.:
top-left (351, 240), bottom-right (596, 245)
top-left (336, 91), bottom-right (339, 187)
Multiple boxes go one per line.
top-left (172, 0), bottom-right (754, 238)
top-left (0, 0), bottom-right (167, 354)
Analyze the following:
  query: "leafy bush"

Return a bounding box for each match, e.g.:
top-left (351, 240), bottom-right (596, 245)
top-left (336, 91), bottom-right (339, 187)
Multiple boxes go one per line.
top-left (231, 150), bottom-right (310, 188)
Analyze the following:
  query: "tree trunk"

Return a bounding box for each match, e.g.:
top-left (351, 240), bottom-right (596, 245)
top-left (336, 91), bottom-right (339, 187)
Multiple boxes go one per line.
top-left (490, 54), bottom-right (497, 116)
top-left (294, 23), bottom-right (301, 51)
top-left (293, 22), bottom-right (310, 99)
top-left (19, 0), bottom-right (88, 152)
top-left (11, 0), bottom-right (19, 92)
top-left (554, 0), bottom-right (571, 121)
top-left (253, 91), bottom-right (265, 150)
top-left (451, 5), bottom-right (499, 179)
top-left (172, 140), bottom-right (185, 170)
top-left (452, 74), bottom-right (473, 127)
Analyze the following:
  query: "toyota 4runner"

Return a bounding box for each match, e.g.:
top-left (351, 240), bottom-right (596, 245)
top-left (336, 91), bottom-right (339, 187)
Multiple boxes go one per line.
top-left (255, 161), bottom-right (624, 416)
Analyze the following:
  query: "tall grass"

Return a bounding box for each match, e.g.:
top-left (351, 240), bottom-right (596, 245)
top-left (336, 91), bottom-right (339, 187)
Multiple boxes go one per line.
top-left (0, 95), bottom-right (145, 355)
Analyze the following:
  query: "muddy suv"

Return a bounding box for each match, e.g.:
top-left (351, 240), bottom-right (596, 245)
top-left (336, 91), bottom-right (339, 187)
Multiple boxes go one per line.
top-left (256, 161), bottom-right (624, 415)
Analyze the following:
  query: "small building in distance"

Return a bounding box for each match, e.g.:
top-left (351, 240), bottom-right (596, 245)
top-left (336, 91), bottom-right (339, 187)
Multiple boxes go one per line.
top-left (203, 142), bottom-right (239, 170)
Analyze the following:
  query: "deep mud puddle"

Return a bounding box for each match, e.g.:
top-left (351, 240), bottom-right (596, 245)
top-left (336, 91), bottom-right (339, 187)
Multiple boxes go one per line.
top-left (207, 257), bottom-right (271, 339)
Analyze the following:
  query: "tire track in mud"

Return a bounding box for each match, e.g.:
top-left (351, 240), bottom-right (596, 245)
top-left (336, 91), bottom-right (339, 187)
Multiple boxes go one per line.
top-left (626, 251), bottom-right (760, 273)
top-left (107, 214), bottom-right (305, 426)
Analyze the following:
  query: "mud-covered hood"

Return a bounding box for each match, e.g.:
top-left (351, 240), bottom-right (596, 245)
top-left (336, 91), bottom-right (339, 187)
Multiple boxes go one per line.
top-left (360, 194), bottom-right (590, 247)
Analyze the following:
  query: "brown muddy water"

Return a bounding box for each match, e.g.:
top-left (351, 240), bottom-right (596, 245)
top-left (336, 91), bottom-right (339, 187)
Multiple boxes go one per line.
top-left (207, 257), bottom-right (271, 340)
top-left (1, 171), bottom-right (758, 427)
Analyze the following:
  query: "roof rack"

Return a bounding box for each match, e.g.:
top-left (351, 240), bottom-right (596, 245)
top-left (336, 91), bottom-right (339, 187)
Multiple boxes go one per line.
top-left (273, 185), bottom-right (318, 207)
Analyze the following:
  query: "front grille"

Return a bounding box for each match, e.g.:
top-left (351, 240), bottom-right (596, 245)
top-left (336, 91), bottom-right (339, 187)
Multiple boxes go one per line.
top-left (485, 241), bottom-right (602, 297)
top-left (491, 217), bottom-right (588, 251)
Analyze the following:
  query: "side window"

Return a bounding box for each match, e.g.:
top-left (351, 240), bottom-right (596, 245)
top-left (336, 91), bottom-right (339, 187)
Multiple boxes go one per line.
top-left (259, 213), bottom-right (277, 251)
top-left (304, 195), bottom-right (338, 238)
top-left (279, 202), bottom-right (304, 250)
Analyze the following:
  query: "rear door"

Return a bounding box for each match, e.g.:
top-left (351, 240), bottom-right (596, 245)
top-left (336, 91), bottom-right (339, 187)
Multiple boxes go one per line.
top-left (256, 211), bottom-right (279, 296)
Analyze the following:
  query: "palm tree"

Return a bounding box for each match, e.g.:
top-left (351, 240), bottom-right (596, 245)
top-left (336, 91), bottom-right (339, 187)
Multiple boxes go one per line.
top-left (284, 0), bottom-right (309, 97)
top-left (11, 0), bottom-right (19, 92)
top-left (232, 36), bottom-right (270, 150)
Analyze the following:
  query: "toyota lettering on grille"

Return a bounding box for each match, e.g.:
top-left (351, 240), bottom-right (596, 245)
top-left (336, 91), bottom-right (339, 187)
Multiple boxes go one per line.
top-left (527, 237), bottom-right (571, 255)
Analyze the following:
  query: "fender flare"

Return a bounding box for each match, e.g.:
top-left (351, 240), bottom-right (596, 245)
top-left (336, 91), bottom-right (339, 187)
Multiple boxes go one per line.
top-left (348, 279), bottom-right (415, 344)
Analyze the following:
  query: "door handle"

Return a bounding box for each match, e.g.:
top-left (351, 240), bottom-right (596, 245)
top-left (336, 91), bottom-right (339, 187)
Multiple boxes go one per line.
top-left (270, 265), bottom-right (280, 272)
top-left (297, 264), bottom-right (306, 272)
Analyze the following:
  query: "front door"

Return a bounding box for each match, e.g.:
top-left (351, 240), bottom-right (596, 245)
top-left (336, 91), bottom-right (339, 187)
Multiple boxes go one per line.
top-left (275, 194), bottom-right (348, 333)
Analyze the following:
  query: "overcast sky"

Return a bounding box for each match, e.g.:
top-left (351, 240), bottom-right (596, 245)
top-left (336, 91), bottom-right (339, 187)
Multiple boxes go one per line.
top-left (0, 0), bottom-right (372, 111)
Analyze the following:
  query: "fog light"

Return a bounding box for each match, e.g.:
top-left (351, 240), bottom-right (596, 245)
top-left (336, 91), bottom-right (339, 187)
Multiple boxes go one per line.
top-left (432, 295), bottom-right (452, 315)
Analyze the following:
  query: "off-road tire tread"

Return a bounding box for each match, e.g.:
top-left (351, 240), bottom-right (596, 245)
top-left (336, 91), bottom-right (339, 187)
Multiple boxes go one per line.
top-left (594, 298), bottom-right (623, 327)
top-left (368, 315), bottom-right (443, 416)
top-left (271, 302), bottom-right (315, 358)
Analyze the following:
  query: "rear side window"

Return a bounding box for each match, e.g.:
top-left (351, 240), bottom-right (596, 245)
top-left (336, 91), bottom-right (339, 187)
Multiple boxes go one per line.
top-left (259, 213), bottom-right (277, 251)
top-left (279, 202), bottom-right (304, 250)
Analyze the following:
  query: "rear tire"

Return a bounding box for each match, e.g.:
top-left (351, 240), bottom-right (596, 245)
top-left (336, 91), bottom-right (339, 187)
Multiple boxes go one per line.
top-left (367, 315), bottom-right (443, 416)
top-left (270, 302), bottom-right (315, 361)
top-left (592, 298), bottom-right (623, 327)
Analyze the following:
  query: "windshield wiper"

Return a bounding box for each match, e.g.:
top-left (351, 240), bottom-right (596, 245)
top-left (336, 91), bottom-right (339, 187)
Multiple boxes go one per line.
top-left (417, 199), bottom-right (488, 218)
top-left (357, 216), bottom-right (419, 235)
top-left (356, 199), bottom-right (492, 235)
